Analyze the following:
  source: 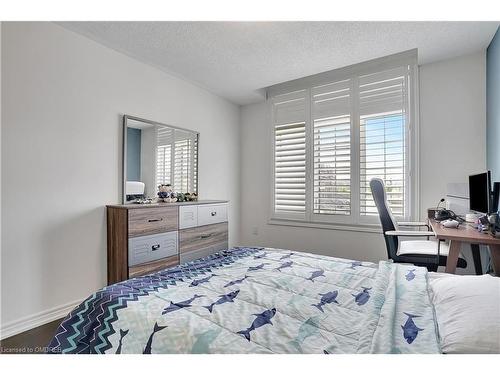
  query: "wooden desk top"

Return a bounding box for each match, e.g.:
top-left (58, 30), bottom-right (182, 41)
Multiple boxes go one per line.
top-left (428, 219), bottom-right (500, 245)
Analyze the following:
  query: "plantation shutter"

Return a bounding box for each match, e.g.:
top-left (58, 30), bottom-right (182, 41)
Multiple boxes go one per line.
top-left (157, 127), bottom-right (198, 193)
top-left (311, 80), bottom-right (351, 215)
top-left (156, 144), bottom-right (172, 185)
top-left (272, 91), bottom-right (307, 215)
top-left (268, 50), bottom-right (415, 224)
top-left (192, 137), bottom-right (198, 193)
top-left (359, 66), bottom-right (409, 217)
top-left (173, 130), bottom-right (198, 193)
top-left (156, 127), bottom-right (174, 186)
top-left (174, 139), bottom-right (190, 192)
top-left (157, 126), bottom-right (174, 147)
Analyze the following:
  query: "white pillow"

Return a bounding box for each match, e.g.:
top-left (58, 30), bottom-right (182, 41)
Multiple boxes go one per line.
top-left (429, 273), bottom-right (500, 354)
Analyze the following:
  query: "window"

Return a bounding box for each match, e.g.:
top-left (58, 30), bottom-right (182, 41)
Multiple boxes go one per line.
top-left (156, 127), bottom-right (198, 193)
top-left (359, 67), bottom-right (408, 219)
top-left (273, 91), bottom-right (307, 216)
top-left (269, 51), bottom-right (417, 226)
top-left (312, 80), bottom-right (351, 216)
top-left (274, 122), bottom-right (306, 214)
top-left (157, 126), bottom-right (174, 186)
top-left (156, 144), bottom-right (172, 185)
top-left (173, 138), bottom-right (194, 193)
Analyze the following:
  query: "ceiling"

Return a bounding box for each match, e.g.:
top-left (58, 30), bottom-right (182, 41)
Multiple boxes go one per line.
top-left (59, 22), bottom-right (499, 105)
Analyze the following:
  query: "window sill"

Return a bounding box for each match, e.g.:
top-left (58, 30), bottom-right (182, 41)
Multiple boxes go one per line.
top-left (267, 218), bottom-right (383, 234)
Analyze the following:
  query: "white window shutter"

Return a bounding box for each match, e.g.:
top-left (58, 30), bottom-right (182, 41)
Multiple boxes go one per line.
top-left (272, 91), bottom-right (307, 215)
top-left (174, 139), bottom-right (189, 192)
top-left (311, 80), bottom-right (351, 215)
top-left (157, 127), bottom-right (198, 193)
top-left (192, 137), bottom-right (198, 193)
top-left (156, 144), bottom-right (172, 185)
top-left (157, 126), bottom-right (174, 147)
top-left (359, 66), bottom-right (409, 218)
top-left (156, 127), bottom-right (174, 186)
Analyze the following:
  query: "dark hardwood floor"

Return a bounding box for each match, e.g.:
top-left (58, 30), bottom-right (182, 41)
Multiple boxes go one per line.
top-left (0, 319), bottom-right (63, 354)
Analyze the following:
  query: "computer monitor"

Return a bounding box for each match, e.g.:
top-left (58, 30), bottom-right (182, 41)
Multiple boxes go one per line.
top-left (492, 182), bottom-right (500, 213)
top-left (469, 171), bottom-right (491, 214)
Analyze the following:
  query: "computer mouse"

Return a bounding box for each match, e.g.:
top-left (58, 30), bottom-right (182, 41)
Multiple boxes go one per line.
top-left (442, 219), bottom-right (460, 228)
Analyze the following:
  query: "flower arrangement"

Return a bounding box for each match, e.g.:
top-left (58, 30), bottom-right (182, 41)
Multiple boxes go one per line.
top-left (157, 184), bottom-right (198, 203)
top-left (157, 184), bottom-right (177, 203)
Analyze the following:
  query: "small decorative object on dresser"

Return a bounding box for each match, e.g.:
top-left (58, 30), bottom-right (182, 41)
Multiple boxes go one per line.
top-left (157, 184), bottom-right (177, 203)
top-left (106, 200), bottom-right (228, 284)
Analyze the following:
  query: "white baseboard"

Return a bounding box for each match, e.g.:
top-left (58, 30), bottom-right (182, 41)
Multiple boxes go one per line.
top-left (0, 298), bottom-right (83, 340)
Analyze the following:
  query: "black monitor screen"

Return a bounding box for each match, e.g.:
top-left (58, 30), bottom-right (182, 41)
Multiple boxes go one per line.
top-left (469, 171), bottom-right (491, 213)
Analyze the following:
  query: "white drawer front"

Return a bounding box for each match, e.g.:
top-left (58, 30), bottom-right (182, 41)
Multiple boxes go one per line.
top-left (197, 204), bottom-right (228, 226)
top-left (128, 231), bottom-right (178, 267)
top-left (179, 206), bottom-right (198, 229)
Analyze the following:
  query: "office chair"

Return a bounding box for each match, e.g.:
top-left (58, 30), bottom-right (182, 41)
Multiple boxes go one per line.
top-left (370, 178), bottom-right (467, 272)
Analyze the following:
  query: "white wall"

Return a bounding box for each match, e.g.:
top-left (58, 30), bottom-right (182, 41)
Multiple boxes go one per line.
top-left (419, 52), bottom-right (487, 275)
top-left (419, 52), bottom-right (486, 213)
top-left (239, 52), bottom-right (487, 267)
top-left (1, 22), bottom-right (241, 333)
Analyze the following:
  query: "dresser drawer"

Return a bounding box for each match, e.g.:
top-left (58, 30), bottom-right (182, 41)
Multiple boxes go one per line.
top-left (128, 231), bottom-right (178, 267)
top-left (197, 204), bottom-right (227, 226)
top-left (128, 206), bottom-right (178, 237)
top-left (179, 222), bottom-right (228, 256)
top-left (180, 247), bottom-right (224, 264)
top-left (179, 205), bottom-right (198, 229)
top-left (129, 255), bottom-right (179, 278)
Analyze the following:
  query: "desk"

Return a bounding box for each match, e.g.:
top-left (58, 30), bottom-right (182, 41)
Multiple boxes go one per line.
top-left (428, 219), bottom-right (500, 275)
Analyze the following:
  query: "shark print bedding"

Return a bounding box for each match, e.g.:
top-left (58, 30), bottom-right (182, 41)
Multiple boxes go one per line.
top-left (47, 247), bottom-right (441, 354)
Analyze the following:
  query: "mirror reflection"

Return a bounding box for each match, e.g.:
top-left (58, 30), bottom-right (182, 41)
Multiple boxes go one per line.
top-left (124, 116), bottom-right (199, 203)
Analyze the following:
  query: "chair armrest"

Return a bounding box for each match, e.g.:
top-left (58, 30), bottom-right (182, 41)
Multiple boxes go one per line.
top-left (398, 221), bottom-right (429, 227)
top-left (385, 230), bottom-right (435, 237)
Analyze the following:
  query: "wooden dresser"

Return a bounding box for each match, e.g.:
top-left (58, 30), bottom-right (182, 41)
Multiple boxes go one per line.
top-left (106, 200), bottom-right (228, 284)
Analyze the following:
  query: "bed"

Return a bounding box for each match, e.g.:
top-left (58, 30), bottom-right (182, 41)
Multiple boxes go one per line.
top-left (47, 247), bottom-right (499, 354)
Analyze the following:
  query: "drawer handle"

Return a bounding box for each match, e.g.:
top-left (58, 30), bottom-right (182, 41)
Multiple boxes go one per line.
top-left (152, 244), bottom-right (161, 251)
top-left (211, 212), bottom-right (217, 216)
top-left (148, 218), bottom-right (163, 223)
top-left (200, 233), bottom-right (213, 239)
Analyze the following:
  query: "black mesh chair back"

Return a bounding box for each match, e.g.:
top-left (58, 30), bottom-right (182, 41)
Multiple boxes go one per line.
top-left (370, 178), bottom-right (399, 261)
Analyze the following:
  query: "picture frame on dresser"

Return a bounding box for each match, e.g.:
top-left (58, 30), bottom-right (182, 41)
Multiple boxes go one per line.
top-left (106, 201), bottom-right (229, 285)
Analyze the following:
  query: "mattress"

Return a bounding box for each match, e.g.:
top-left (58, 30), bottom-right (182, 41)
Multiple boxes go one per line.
top-left (47, 247), bottom-right (440, 354)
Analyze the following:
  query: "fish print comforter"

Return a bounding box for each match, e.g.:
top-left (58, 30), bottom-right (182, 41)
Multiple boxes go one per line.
top-left (47, 247), bottom-right (441, 354)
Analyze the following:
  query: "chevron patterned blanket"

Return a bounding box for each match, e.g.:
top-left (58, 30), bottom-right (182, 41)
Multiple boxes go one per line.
top-left (47, 247), bottom-right (441, 354)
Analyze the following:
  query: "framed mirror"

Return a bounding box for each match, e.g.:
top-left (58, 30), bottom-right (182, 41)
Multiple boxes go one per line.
top-left (123, 115), bottom-right (199, 204)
